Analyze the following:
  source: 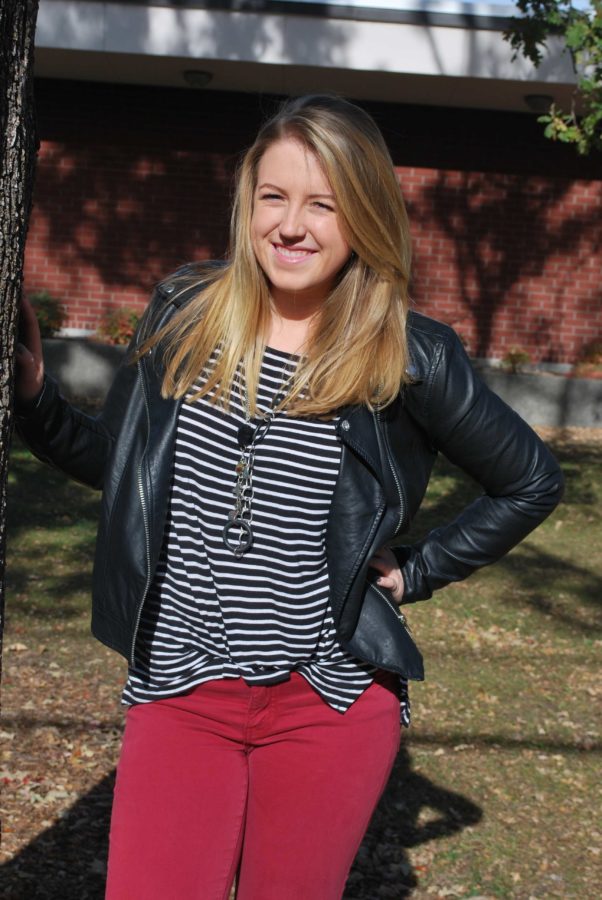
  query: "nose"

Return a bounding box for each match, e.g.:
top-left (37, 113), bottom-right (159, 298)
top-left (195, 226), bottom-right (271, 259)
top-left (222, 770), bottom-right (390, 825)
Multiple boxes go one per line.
top-left (278, 202), bottom-right (306, 242)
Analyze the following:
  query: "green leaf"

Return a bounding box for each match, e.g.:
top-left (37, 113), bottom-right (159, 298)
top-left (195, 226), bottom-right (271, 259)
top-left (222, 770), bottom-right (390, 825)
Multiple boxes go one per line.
top-left (503, 1), bottom-right (602, 154)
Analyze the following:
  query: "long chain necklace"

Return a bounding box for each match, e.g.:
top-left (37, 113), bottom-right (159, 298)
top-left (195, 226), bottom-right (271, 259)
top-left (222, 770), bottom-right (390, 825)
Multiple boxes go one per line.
top-left (222, 360), bottom-right (296, 558)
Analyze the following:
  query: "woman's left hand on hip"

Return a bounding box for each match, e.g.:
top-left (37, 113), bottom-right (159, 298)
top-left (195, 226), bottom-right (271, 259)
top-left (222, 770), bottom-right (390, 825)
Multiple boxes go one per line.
top-left (368, 547), bottom-right (405, 604)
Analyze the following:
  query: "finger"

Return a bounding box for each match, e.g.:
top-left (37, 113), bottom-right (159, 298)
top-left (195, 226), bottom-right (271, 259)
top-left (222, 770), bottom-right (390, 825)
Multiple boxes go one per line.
top-left (15, 342), bottom-right (34, 365)
top-left (19, 295), bottom-right (43, 357)
top-left (15, 340), bottom-right (45, 403)
top-left (376, 575), bottom-right (396, 589)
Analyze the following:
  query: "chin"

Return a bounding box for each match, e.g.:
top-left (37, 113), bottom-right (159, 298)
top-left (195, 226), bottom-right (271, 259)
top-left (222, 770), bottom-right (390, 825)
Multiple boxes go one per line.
top-left (272, 275), bottom-right (326, 298)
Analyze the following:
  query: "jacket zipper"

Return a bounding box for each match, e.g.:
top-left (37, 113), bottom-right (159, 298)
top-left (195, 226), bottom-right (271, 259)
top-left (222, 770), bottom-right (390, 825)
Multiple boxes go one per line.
top-left (375, 410), bottom-right (406, 535)
top-left (371, 581), bottom-right (412, 633)
top-left (130, 359), bottom-right (153, 666)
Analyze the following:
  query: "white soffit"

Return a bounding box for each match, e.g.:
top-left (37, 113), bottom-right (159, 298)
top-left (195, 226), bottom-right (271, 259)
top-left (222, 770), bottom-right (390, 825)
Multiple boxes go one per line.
top-left (35, 1), bottom-right (577, 110)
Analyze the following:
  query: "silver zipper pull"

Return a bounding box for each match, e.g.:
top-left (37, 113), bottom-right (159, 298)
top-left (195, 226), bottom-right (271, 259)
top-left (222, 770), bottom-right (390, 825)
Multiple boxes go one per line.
top-left (398, 611), bottom-right (411, 631)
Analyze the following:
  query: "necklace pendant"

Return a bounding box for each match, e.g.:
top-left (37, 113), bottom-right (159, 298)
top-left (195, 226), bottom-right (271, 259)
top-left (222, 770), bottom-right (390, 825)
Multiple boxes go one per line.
top-left (223, 518), bottom-right (254, 556)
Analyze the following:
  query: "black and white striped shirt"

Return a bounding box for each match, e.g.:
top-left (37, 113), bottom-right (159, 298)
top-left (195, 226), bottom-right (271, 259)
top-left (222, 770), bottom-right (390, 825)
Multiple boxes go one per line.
top-left (123, 347), bottom-right (409, 722)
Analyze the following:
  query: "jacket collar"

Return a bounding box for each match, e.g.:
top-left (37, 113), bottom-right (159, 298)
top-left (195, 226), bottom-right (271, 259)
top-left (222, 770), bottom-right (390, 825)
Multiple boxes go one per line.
top-left (336, 405), bottom-right (383, 482)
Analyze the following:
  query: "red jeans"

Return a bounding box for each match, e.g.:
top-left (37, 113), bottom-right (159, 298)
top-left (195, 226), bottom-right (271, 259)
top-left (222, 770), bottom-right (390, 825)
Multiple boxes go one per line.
top-left (106, 672), bottom-right (401, 900)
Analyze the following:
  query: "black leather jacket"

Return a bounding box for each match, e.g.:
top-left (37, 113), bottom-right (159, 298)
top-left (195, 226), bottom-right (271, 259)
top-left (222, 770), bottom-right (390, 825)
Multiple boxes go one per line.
top-left (17, 269), bottom-right (564, 680)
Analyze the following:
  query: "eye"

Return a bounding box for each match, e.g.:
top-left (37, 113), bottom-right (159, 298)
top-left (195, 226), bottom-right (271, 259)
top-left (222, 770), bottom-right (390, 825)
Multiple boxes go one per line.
top-left (259, 192), bottom-right (283, 202)
top-left (312, 201), bottom-right (335, 212)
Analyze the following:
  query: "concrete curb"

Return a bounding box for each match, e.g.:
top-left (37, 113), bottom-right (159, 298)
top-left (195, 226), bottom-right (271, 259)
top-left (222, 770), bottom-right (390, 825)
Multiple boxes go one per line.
top-left (478, 368), bottom-right (602, 429)
top-left (43, 338), bottom-right (127, 403)
top-left (42, 339), bottom-right (602, 429)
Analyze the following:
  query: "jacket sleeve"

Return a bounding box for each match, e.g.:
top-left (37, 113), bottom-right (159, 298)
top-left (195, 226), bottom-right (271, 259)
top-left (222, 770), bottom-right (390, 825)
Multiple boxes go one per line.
top-left (15, 262), bottom-right (218, 489)
top-left (394, 330), bottom-right (564, 603)
top-left (14, 287), bottom-right (164, 490)
top-left (15, 361), bottom-right (138, 491)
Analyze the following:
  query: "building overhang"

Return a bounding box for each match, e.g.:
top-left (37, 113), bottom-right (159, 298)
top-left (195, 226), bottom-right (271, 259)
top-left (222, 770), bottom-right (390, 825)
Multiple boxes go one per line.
top-left (35, 0), bottom-right (577, 112)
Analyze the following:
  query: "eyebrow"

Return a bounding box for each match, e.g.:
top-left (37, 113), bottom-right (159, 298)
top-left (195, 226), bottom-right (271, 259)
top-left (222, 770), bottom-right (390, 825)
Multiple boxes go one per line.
top-left (257, 182), bottom-right (335, 201)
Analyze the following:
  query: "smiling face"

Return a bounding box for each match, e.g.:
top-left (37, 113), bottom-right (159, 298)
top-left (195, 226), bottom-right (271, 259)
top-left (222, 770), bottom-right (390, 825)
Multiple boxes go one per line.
top-left (250, 137), bottom-right (351, 312)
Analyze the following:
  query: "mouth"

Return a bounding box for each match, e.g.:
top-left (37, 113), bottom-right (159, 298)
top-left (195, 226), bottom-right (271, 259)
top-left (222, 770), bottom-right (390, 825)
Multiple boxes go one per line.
top-left (271, 244), bottom-right (316, 263)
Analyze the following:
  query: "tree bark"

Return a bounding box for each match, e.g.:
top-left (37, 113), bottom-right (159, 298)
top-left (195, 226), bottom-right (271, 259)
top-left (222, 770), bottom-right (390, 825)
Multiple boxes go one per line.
top-left (0, 0), bottom-right (40, 663)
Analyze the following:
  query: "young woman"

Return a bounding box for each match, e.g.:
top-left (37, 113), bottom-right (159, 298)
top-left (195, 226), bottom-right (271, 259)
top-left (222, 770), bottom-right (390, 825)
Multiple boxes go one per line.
top-left (15, 95), bottom-right (563, 899)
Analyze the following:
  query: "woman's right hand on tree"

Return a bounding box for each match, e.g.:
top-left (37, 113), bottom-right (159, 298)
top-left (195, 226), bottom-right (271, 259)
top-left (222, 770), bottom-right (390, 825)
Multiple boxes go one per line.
top-left (15, 295), bottom-right (45, 404)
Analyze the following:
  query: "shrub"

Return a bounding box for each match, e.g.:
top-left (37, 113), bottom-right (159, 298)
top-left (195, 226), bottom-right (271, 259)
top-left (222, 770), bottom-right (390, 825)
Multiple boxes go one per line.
top-left (501, 346), bottom-right (532, 374)
top-left (577, 339), bottom-right (602, 366)
top-left (29, 291), bottom-right (66, 338)
top-left (573, 338), bottom-right (602, 377)
top-left (97, 307), bottom-right (141, 345)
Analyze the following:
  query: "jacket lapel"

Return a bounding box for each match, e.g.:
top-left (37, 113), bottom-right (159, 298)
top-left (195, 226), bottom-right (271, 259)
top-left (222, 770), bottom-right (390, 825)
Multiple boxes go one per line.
top-left (327, 406), bottom-right (387, 631)
top-left (336, 405), bottom-right (383, 480)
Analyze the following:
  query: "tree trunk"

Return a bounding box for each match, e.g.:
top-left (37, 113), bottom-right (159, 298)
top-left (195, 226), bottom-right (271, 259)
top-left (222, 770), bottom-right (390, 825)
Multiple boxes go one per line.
top-left (0, 0), bottom-right (40, 662)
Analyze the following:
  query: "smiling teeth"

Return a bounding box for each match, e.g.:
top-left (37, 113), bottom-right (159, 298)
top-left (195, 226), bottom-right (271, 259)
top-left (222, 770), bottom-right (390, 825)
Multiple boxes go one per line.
top-left (277, 246), bottom-right (312, 258)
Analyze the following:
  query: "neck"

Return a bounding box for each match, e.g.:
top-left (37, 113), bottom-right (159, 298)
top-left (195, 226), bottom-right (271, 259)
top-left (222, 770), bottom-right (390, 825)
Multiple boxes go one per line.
top-left (268, 298), bottom-right (319, 354)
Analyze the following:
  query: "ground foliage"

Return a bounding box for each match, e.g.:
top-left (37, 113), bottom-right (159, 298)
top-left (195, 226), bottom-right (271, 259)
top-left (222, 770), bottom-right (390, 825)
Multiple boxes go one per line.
top-left (1, 428), bottom-right (601, 899)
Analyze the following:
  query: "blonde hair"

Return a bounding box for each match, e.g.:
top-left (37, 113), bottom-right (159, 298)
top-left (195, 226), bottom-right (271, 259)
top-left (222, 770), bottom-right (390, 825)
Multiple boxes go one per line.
top-left (140, 95), bottom-right (413, 416)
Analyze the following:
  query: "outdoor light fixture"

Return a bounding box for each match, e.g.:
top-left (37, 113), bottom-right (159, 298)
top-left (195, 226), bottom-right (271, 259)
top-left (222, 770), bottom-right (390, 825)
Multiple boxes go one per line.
top-left (524, 94), bottom-right (554, 113)
top-left (183, 70), bottom-right (213, 89)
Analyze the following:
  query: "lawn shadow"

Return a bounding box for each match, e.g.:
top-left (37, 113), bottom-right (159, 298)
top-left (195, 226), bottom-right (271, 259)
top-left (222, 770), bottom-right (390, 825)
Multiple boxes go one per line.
top-left (404, 450), bottom-right (602, 634)
top-left (0, 745), bottom-right (482, 899)
top-left (0, 772), bottom-right (114, 900)
top-left (346, 743), bottom-right (482, 898)
top-left (493, 543), bottom-right (602, 633)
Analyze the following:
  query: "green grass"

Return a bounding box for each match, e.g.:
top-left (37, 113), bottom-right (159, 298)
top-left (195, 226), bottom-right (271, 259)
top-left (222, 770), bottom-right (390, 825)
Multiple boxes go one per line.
top-left (2, 432), bottom-right (601, 898)
top-left (7, 445), bottom-right (100, 627)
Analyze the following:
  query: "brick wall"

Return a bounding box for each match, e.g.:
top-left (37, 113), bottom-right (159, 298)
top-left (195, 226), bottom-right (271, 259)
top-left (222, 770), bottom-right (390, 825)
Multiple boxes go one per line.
top-left (25, 80), bottom-right (602, 364)
top-left (26, 140), bottom-right (233, 330)
top-left (404, 170), bottom-right (601, 363)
